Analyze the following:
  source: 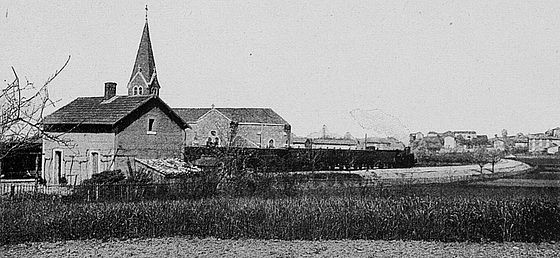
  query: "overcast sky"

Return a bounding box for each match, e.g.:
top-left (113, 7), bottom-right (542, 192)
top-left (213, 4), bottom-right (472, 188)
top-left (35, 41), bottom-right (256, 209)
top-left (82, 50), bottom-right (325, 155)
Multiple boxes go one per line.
top-left (2, 1), bottom-right (560, 143)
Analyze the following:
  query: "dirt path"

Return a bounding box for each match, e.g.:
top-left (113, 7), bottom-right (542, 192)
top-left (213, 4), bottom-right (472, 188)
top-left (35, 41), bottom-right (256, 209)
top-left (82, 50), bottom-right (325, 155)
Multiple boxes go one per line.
top-left (2, 237), bottom-right (559, 257)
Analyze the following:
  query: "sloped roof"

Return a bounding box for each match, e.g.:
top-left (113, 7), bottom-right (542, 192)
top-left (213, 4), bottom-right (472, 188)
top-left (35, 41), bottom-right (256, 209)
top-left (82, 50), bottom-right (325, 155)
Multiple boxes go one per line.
top-left (173, 108), bottom-right (211, 123)
top-left (364, 137), bottom-right (405, 149)
top-left (174, 108), bottom-right (289, 125)
top-left (43, 96), bottom-right (153, 124)
top-left (292, 136), bottom-right (308, 144)
top-left (312, 138), bottom-right (358, 146)
top-left (43, 95), bottom-right (187, 129)
top-left (135, 158), bottom-right (200, 177)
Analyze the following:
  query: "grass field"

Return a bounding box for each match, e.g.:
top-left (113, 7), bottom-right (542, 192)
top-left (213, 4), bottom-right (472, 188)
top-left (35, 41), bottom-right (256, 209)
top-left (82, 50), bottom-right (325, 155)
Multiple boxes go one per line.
top-left (1, 185), bottom-right (558, 245)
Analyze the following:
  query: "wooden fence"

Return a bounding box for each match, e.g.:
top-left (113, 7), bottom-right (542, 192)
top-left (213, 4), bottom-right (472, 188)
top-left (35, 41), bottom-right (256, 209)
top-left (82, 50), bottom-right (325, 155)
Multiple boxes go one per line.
top-left (0, 166), bottom-right (533, 202)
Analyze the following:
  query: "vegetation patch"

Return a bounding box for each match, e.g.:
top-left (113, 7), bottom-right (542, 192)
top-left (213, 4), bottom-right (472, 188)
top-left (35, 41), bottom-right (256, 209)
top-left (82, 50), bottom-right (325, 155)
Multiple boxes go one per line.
top-left (1, 186), bottom-right (558, 245)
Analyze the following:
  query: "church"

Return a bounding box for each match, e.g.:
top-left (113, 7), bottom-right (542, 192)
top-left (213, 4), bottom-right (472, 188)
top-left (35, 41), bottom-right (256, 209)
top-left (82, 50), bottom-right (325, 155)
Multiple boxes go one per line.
top-left (41, 14), bottom-right (291, 185)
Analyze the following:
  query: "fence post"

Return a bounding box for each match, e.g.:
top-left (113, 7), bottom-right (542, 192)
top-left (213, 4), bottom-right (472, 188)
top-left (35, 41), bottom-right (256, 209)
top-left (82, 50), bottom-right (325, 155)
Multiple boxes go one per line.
top-left (10, 184), bottom-right (15, 199)
top-left (95, 185), bottom-right (99, 201)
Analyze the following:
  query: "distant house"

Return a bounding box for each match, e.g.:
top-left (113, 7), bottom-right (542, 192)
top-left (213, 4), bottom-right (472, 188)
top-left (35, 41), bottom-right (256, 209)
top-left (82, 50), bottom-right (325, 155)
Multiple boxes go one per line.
top-left (546, 145), bottom-right (559, 155)
top-left (409, 132), bottom-right (424, 143)
top-left (175, 106), bottom-right (291, 149)
top-left (308, 138), bottom-right (359, 150)
top-left (291, 136), bottom-right (310, 149)
top-left (453, 131), bottom-right (477, 141)
top-left (528, 135), bottom-right (560, 154)
top-left (411, 130), bottom-right (487, 153)
top-left (442, 135), bottom-right (457, 150)
top-left (362, 137), bottom-right (405, 150)
top-left (290, 133), bottom-right (404, 150)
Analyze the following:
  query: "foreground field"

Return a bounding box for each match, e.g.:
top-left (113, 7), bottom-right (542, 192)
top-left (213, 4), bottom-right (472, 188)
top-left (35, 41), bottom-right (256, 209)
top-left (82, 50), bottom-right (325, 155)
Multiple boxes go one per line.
top-left (2, 185), bottom-right (559, 245)
top-left (2, 237), bottom-right (559, 257)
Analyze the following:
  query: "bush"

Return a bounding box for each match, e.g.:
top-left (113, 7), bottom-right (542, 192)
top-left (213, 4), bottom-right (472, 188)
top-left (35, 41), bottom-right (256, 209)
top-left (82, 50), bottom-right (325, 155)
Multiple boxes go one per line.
top-left (81, 170), bottom-right (125, 185)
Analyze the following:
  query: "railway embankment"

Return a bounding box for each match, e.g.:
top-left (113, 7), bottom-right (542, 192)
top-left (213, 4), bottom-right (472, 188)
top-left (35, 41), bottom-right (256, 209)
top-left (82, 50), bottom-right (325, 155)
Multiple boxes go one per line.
top-left (293, 159), bottom-right (534, 186)
top-left (357, 159), bottom-right (532, 180)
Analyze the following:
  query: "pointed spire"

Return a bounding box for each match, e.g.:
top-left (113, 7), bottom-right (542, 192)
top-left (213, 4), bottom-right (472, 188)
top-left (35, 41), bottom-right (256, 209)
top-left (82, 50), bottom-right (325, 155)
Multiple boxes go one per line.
top-left (128, 11), bottom-right (160, 96)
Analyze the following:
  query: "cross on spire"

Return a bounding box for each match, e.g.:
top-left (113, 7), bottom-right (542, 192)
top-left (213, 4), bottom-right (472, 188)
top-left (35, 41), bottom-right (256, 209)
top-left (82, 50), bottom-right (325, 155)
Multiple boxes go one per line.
top-left (145, 4), bottom-right (148, 21)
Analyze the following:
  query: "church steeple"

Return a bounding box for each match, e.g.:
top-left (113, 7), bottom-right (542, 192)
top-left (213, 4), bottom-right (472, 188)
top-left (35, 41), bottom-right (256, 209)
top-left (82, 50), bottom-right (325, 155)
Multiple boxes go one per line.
top-left (128, 7), bottom-right (160, 97)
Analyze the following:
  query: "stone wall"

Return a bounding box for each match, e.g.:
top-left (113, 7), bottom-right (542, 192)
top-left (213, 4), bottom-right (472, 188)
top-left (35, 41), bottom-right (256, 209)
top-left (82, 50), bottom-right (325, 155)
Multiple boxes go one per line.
top-left (42, 132), bottom-right (115, 185)
top-left (186, 109), bottom-right (232, 147)
top-left (234, 124), bottom-right (289, 148)
top-left (115, 106), bottom-right (185, 174)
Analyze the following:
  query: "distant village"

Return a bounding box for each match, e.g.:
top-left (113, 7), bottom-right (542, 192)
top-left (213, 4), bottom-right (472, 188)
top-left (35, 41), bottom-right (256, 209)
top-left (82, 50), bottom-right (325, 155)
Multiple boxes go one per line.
top-left (409, 127), bottom-right (560, 155)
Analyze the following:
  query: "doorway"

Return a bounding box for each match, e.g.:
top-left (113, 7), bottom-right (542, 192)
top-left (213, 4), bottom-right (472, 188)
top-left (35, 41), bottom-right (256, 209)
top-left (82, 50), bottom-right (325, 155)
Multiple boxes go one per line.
top-left (54, 150), bottom-right (62, 184)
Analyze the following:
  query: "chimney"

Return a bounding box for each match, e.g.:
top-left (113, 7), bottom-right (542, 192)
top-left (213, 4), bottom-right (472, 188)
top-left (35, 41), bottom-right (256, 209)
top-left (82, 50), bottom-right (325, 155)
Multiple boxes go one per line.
top-left (104, 82), bottom-right (117, 100)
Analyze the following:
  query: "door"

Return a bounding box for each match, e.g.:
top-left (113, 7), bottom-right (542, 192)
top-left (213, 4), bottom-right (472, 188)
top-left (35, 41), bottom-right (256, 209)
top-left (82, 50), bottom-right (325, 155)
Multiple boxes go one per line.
top-left (91, 152), bottom-right (99, 174)
top-left (54, 151), bottom-right (62, 184)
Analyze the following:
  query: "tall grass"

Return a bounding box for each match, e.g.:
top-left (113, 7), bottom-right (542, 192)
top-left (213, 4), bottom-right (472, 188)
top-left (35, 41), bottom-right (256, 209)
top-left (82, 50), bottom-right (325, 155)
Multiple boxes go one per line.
top-left (1, 190), bottom-right (559, 244)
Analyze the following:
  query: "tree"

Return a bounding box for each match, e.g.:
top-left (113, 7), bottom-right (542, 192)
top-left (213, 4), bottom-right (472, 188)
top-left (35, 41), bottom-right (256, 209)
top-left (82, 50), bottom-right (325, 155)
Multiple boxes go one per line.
top-left (471, 147), bottom-right (490, 174)
top-left (0, 56), bottom-right (71, 175)
top-left (487, 148), bottom-right (503, 173)
top-left (470, 148), bottom-right (504, 174)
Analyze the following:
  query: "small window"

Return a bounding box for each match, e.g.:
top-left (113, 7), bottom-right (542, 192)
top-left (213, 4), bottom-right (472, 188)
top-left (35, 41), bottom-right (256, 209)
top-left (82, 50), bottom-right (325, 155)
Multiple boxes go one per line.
top-left (138, 87), bottom-right (143, 95)
top-left (147, 118), bottom-right (156, 134)
top-left (133, 87), bottom-right (138, 95)
top-left (268, 139), bottom-right (275, 148)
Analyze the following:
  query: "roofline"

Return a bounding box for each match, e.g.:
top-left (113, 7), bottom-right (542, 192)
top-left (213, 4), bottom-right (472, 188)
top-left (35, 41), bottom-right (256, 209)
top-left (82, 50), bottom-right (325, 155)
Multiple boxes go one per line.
top-left (238, 122), bottom-right (288, 126)
top-left (197, 108), bottom-right (231, 123)
top-left (114, 96), bottom-right (189, 130)
top-left (173, 107), bottom-right (289, 124)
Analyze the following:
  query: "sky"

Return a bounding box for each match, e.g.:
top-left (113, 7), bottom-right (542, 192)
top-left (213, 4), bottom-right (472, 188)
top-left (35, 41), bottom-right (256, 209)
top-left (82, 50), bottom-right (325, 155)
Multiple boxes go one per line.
top-left (2, 1), bottom-right (560, 144)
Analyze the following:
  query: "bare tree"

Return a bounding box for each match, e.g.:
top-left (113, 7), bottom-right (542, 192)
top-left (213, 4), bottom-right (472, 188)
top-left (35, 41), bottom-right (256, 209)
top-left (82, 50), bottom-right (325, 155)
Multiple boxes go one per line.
top-left (0, 56), bottom-right (71, 174)
top-left (488, 148), bottom-right (503, 173)
top-left (471, 147), bottom-right (490, 174)
top-left (469, 147), bottom-right (504, 174)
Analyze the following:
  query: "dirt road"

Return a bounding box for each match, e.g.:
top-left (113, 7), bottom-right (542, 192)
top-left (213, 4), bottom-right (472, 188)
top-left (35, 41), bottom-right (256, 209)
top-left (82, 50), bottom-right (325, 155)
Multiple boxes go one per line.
top-left (2, 237), bottom-right (558, 257)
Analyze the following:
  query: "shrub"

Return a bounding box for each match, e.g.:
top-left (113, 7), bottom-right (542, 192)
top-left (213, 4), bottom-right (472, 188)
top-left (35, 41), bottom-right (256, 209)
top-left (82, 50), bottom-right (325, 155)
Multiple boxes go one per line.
top-left (82, 170), bottom-right (125, 185)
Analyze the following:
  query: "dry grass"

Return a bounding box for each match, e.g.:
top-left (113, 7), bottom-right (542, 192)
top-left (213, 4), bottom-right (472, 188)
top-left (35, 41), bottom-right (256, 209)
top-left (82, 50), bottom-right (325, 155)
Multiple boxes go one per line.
top-left (1, 186), bottom-right (559, 245)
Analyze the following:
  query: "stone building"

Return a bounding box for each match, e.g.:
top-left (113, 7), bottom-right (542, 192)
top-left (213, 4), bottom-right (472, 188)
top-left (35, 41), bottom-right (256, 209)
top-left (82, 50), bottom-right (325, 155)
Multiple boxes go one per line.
top-left (175, 107), bottom-right (291, 148)
top-left (410, 130), bottom-right (488, 153)
top-left (42, 18), bottom-right (188, 185)
top-left (362, 137), bottom-right (405, 150)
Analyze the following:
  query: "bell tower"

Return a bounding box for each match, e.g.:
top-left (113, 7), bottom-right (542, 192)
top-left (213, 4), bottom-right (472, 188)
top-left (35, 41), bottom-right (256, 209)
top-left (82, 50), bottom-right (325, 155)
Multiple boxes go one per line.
top-left (127, 5), bottom-right (160, 97)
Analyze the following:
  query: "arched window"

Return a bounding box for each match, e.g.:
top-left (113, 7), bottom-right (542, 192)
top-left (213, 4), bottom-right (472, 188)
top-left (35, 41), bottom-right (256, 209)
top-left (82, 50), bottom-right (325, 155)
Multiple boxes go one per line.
top-left (206, 130), bottom-right (220, 147)
top-left (138, 87), bottom-right (143, 95)
top-left (268, 139), bottom-right (275, 148)
top-left (133, 87), bottom-right (138, 95)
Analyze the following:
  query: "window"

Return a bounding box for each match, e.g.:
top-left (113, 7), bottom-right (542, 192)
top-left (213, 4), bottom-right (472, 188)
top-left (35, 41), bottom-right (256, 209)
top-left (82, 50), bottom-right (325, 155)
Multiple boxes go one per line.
top-left (268, 139), bottom-right (275, 148)
top-left (133, 86), bottom-right (144, 96)
top-left (147, 118), bottom-right (156, 134)
top-left (91, 151), bottom-right (99, 174)
top-left (206, 130), bottom-right (220, 147)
